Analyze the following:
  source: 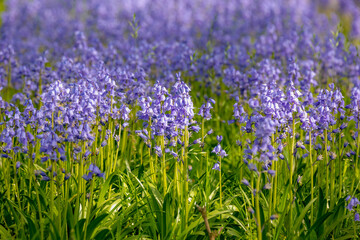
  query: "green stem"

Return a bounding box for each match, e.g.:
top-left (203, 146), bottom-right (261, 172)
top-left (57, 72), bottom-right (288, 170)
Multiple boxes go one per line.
top-left (324, 129), bottom-right (329, 202)
top-left (50, 162), bottom-right (55, 220)
top-left (114, 124), bottom-right (122, 173)
top-left (273, 160), bottom-right (278, 213)
top-left (251, 174), bottom-right (254, 207)
top-left (289, 118), bottom-right (296, 232)
top-left (181, 126), bottom-right (189, 231)
top-left (269, 134), bottom-right (276, 216)
top-left (354, 217), bottom-right (357, 239)
top-left (219, 155), bottom-right (222, 208)
top-left (338, 133), bottom-right (343, 199)
top-left (84, 179), bottom-right (94, 240)
top-left (35, 184), bottom-right (44, 239)
top-left (184, 126), bottom-right (189, 222)
top-left (161, 137), bottom-right (167, 196)
top-left (354, 131), bottom-right (360, 193)
top-left (255, 172), bottom-right (262, 240)
top-left (309, 131), bottom-right (314, 225)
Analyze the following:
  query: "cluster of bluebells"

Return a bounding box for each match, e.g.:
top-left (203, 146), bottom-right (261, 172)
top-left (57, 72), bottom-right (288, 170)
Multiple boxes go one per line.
top-left (229, 62), bottom-right (357, 207)
top-left (199, 98), bottom-right (215, 121)
top-left (346, 196), bottom-right (360, 221)
top-left (0, 69), bottom-right (132, 182)
top-left (136, 74), bottom-right (214, 163)
top-left (0, 0), bottom-right (360, 96)
top-left (212, 135), bottom-right (227, 171)
top-left (1, 0), bottom-right (360, 229)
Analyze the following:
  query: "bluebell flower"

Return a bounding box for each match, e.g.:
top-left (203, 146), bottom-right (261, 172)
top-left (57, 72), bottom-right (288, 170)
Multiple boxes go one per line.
top-left (268, 170), bottom-right (276, 176)
top-left (219, 149), bottom-right (228, 158)
top-left (64, 173), bottom-right (71, 181)
top-left (82, 172), bottom-right (94, 181)
top-left (346, 196), bottom-right (360, 211)
top-left (83, 163), bottom-right (105, 181)
top-left (212, 161), bottom-right (220, 171)
top-left (248, 163), bottom-right (258, 172)
top-left (190, 125), bottom-right (200, 133)
top-left (198, 99), bottom-right (215, 120)
top-left (241, 178), bottom-right (250, 186)
top-left (212, 144), bottom-right (222, 155)
top-left (154, 145), bottom-right (162, 158)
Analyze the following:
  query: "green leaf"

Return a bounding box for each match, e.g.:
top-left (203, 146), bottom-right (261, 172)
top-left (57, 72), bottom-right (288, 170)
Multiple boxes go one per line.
top-left (292, 198), bottom-right (317, 233)
top-left (86, 214), bottom-right (109, 239)
top-left (319, 213), bottom-right (351, 239)
top-left (94, 229), bottom-right (111, 240)
top-left (0, 225), bottom-right (12, 239)
top-left (177, 209), bottom-right (231, 239)
top-left (98, 172), bottom-right (118, 204)
top-left (26, 216), bottom-right (37, 239)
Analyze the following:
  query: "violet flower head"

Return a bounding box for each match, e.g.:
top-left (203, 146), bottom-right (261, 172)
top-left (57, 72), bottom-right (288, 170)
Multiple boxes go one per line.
top-left (251, 115), bottom-right (276, 163)
top-left (233, 101), bottom-right (247, 123)
top-left (198, 98), bottom-right (215, 120)
top-left (346, 196), bottom-right (360, 211)
top-left (212, 161), bottom-right (220, 171)
top-left (190, 125), bottom-right (201, 133)
top-left (219, 149), bottom-right (228, 158)
top-left (241, 178), bottom-right (250, 186)
top-left (314, 86), bottom-right (344, 130)
top-left (347, 87), bottom-right (360, 128)
top-left (170, 73), bottom-right (194, 129)
top-left (83, 163), bottom-right (105, 181)
top-left (268, 169), bottom-right (276, 177)
top-left (212, 144), bottom-right (222, 155)
top-left (82, 172), bottom-right (94, 181)
top-left (154, 145), bottom-right (162, 158)
top-left (16, 161), bottom-right (21, 169)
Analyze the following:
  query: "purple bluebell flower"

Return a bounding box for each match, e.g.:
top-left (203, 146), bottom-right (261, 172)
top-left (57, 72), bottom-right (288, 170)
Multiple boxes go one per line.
top-left (154, 145), bottom-right (162, 158)
top-left (82, 172), bottom-right (94, 181)
top-left (198, 99), bottom-right (215, 120)
top-left (83, 163), bottom-right (105, 181)
top-left (212, 161), bottom-right (220, 171)
top-left (263, 183), bottom-right (271, 190)
top-left (346, 196), bottom-right (360, 211)
top-left (248, 163), bottom-right (258, 172)
top-left (241, 178), bottom-right (250, 186)
top-left (219, 149), bottom-right (228, 158)
top-left (84, 150), bottom-right (91, 158)
top-left (212, 144), bottom-right (222, 155)
top-left (268, 170), bottom-right (276, 176)
top-left (64, 173), bottom-right (71, 181)
top-left (190, 125), bottom-right (200, 133)
top-left (233, 101), bottom-right (247, 124)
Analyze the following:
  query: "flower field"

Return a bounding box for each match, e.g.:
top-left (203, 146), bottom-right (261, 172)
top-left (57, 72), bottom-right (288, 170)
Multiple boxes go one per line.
top-left (1, 0), bottom-right (360, 239)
